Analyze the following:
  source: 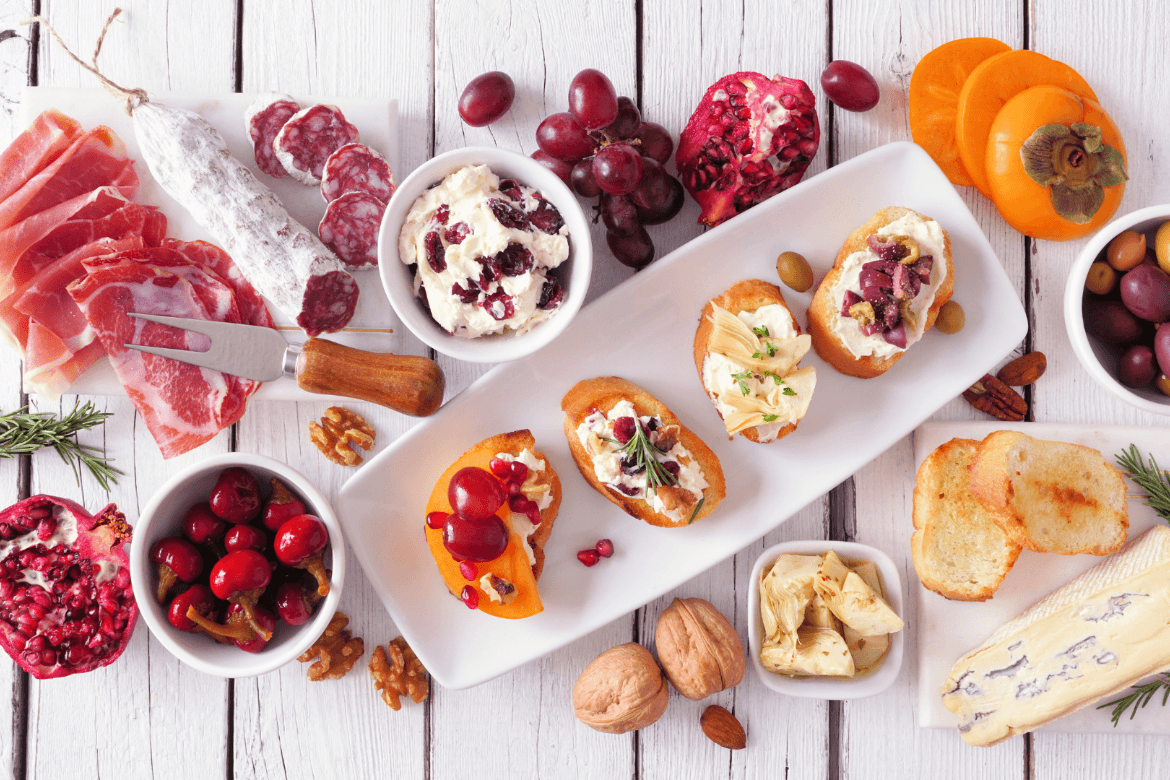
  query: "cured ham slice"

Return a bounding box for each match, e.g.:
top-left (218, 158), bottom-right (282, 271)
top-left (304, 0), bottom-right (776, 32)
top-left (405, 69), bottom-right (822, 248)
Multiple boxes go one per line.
top-left (0, 127), bottom-right (137, 232)
top-left (161, 239), bottom-right (273, 328)
top-left (23, 329), bottom-right (104, 401)
top-left (0, 110), bottom-right (82, 203)
top-left (68, 261), bottom-right (241, 459)
top-left (32, 202), bottom-right (165, 259)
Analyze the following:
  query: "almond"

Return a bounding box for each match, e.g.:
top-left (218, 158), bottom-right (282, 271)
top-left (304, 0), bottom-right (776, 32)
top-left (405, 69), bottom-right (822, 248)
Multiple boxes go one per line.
top-left (699, 704), bottom-right (746, 750)
top-left (996, 351), bottom-right (1047, 386)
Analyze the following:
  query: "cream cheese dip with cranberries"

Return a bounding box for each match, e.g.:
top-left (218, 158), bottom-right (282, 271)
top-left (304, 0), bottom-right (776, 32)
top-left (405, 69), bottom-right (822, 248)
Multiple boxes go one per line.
top-left (399, 164), bottom-right (570, 338)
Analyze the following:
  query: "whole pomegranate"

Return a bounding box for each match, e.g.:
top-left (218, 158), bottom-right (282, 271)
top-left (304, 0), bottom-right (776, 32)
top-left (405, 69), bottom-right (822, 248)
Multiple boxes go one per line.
top-left (0, 496), bottom-right (137, 678)
top-left (676, 72), bottom-right (820, 227)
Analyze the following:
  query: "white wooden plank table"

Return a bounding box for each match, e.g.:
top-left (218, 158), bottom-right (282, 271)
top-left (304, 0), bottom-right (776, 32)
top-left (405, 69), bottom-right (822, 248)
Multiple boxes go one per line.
top-left (0, 0), bottom-right (1167, 777)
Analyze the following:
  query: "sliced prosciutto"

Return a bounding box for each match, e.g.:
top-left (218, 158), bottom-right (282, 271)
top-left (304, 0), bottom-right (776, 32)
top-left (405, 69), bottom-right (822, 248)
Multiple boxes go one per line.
top-left (68, 261), bottom-right (243, 459)
top-left (0, 109), bottom-right (82, 203)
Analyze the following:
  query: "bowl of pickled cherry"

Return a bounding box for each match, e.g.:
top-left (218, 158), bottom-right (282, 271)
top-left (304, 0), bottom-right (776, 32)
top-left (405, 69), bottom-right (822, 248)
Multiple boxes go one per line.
top-left (129, 454), bottom-right (345, 677)
top-left (1066, 204), bottom-right (1170, 415)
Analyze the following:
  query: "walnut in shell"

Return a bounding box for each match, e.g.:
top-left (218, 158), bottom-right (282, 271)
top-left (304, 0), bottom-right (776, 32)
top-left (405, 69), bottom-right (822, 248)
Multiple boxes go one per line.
top-left (572, 643), bottom-right (669, 733)
top-left (655, 597), bottom-right (745, 700)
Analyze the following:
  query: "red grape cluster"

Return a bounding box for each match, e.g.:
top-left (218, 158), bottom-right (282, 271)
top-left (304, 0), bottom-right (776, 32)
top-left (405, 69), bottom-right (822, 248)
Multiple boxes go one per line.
top-left (532, 69), bottom-right (684, 269)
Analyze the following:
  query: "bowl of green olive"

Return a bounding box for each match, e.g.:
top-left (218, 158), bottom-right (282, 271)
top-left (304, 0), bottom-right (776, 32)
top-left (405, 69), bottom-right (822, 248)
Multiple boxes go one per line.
top-left (1065, 204), bottom-right (1170, 414)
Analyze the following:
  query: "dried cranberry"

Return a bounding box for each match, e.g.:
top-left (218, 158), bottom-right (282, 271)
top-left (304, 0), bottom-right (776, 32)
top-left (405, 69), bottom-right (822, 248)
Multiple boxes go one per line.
top-left (496, 243), bottom-right (534, 276)
top-left (481, 290), bottom-right (515, 321)
top-left (611, 483), bottom-right (640, 497)
top-left (451, 280), bottom-right (480, 303)
top-left (619, 456), bottom-right (644, 476)
top-left (424, 231), bottom-right (446, 272)
top-left (537, 277), bottom-right (563, 310)
top-left (445, 222), bottom-right (471, 244)
top-left (489, 198), bottom-right (529, 229)
top-left (418, 284), bottom-right (431, 312)
top-left (478, 256), bottom-right (501, 283)
top-left (434, 204), bottom-right (450, 225)
top-left (498, 179), bottom-right (524, 203)
top-left (529, 201), bottom-right (565, 234)
top-left (645, 417), bottom-right (660, 432)
top-left (662, 461), bottom-right (681, 477)
top-left (613, 416), bottom-right (637, 444)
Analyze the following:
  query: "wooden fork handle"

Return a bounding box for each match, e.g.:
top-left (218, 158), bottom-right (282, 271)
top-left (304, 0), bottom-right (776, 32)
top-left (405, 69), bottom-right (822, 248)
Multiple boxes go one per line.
top-left (295, 338), bottom-right (445, 416)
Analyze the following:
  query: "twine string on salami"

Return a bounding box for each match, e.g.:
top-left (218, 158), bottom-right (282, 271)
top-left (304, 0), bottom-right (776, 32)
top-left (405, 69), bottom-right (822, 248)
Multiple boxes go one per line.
top-left (20, 7), bottom-right (149, 115)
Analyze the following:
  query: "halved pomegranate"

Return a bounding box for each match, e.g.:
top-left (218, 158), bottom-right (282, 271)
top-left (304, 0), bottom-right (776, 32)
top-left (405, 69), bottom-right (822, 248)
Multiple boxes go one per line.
top-left (0, 496), bottom-right (137, 679)
top-left (676, 72), bottom-right (820, 226)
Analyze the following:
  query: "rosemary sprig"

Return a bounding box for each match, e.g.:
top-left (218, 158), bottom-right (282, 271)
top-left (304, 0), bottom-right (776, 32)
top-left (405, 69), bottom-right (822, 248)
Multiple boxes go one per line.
top-left (1115, 445), bottom-right (1170, 524)
top-left (1097, 674), bottom-right (1170, 726)
top-left (0, 402), bottom-right (121, 490)
top-left (610, 420), bottom-right (676, 495)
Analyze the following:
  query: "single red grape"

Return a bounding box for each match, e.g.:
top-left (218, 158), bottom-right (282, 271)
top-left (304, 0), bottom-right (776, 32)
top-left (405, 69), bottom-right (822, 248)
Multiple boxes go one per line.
top-left (820, 60), bottom-right (880, 112)
top-left (458, 71), bottom-right (515, 126)
top-left (592, 143), bottom-right (643, 195)
top-left (634, 174), bottom-right (685, 225)
top-left (570, 158), bottom-right (601, 197)
top-left (600, 193), bottom-right (640, 236)
top-left (628, 158), bottom-right (670, 210)
top-left (442, 514), bottom-right (510, 562)
top-left (536, 112), bottom-right (595, 161)
top-left (447, 467), bottom-right (506, 523)
top-left (634, 122), bottom-right (673, 165)
top-left (607, 227), bottom-right (655, 269)
top-left (568, 68), bottom-right (619, 131)
top-left (604, 96), bottom-right (641, 138)
top-left (531, 149), bottom-right (573, 186)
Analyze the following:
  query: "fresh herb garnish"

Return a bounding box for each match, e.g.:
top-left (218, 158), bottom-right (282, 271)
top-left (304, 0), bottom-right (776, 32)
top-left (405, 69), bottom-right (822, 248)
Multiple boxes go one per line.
top-left (752, 325), bottom-right (769, 337)
top-left (0, 402), bottom-right (121, 490)
top-left (1115, 445), bottom-right (1170, 524)
top-left (687, 497), bottom-right (706, 525)
top-left (765, 342), bottom-right (777, 357)
top-left (761, 414), bottom-right (779, 423)
top-left (730, 369), bottom-right (752, 396)
top-left (752, 351), bottom-right (762, 359)
top-left (1097, 674), bottom-right (1170, 726)
top-left (614, 418), bottom-right (676, 495)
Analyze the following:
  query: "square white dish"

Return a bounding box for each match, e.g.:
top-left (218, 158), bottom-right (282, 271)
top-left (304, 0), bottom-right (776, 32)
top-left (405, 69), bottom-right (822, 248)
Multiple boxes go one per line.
top-left (915, 420), bottom-right (1170, 737)
top-left (336, 141), bottom-right (1027, 690)
top-left (18, 86), bottom-right (399, 400)
top-left (747, 540), bottom-right (904, 700)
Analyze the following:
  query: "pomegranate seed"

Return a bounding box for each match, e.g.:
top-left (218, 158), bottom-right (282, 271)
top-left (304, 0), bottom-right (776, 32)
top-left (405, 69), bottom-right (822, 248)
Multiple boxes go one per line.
top-left (38, 649), bottom-right (56, 666)
top-left (488, 457), bottom-right (510, 478)
top-left (506, 481), bottom-right (522, 497)
top-left (577, 549), bottom-right (601, 567)
top-left (595, 539), bottom-right (614, 558)
top-left (509, 462), bottom-right (529, 482)
top-left (460, 585), bottom-right (479, 610)
top-left (459, 561), bottom-right (477, 580)
top-left (509, 495), bottom-right (531, 513)
top-left (426, 511), bottom-right (448, 530)
top-left (36, 517), bottom-right (56, 541)
top-left (525, 505), bottom-right (541, 525)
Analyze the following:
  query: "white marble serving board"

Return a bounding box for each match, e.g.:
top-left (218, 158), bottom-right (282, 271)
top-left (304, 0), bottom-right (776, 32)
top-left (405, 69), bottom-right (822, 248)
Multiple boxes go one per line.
top-left (19, 86), bottom-right (399, 400)
top-left (915, 421), bottom-right (1170, 737)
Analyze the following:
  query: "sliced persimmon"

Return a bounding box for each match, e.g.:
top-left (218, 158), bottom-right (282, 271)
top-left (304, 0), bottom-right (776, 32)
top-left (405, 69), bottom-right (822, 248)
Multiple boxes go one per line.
top-left (424, 430), bottom-right (560, 620)
top-left (986, 85), bottom-right (1127, 241)
top-left (955, 50), bottom-right (1097, 196)
top-left (909, 37), bottom-right (1011, 187)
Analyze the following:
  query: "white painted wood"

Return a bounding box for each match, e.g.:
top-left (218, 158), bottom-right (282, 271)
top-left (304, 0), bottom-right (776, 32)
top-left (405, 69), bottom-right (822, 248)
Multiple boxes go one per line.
top-left (235, 1), bottom-right (434, 778)
top-left (23, 3), bottom-right (234, 780)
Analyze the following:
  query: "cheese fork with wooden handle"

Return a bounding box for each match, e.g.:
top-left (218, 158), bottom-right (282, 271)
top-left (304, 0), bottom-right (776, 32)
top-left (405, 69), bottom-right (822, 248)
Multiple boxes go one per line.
top-left (124, 313), bottom-right (445, 417)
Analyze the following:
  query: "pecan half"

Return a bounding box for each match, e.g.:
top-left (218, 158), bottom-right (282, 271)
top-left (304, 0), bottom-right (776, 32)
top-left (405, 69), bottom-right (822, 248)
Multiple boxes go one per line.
top-left (996, 351), bottom-right (1047, 386)
top-left (963, 374), bottom-right (1027, 422)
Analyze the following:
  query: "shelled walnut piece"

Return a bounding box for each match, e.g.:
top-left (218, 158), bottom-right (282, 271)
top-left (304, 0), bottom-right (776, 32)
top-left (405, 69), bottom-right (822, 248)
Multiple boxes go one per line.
top-left (309, 406), bottom-right (376, 465)
top-left (369, 636), bottom-right (429, 710)
top-left (298, 612), bottom-right (364, 680)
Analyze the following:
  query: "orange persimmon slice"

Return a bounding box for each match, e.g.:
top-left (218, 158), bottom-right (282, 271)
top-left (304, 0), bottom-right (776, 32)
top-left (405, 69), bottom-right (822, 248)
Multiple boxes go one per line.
top-left (986, 85), bottom-right (1126, 241)
top-left (424, 430), bottom-right (559, 620)
top-left (909, 37), bottom-right (1011, 187)
top-left (955, 50), bottom-right (1097, 197)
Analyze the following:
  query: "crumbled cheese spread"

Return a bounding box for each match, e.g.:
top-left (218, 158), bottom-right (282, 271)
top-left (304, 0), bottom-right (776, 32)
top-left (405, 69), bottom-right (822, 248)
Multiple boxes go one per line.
top-left (828, 212), bottom-right (948, 358)
top-left (494, 448), bottom-right (550, 566)
top-left (399, 164), bottom-right (569, 338)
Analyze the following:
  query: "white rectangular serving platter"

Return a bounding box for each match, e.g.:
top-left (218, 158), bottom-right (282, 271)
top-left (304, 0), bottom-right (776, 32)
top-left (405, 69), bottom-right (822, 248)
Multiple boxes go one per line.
top-left (336, 141), bottom-right (1028, 690)
top-left (916, 420), bottom-right (1170, 737)
top-left (19, 86), bottom-right (399, 400)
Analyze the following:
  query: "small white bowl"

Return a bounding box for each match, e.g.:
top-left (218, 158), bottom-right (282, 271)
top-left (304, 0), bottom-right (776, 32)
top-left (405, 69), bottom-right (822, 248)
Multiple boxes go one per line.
top-left (746, 540), bottom-right (904, 700)
top-left (378, 146), bottom-right (593, 363)
top-left (130, 453), bottom-right (345, 678)
top-left (1065, 204), bottom-right (1170, 415)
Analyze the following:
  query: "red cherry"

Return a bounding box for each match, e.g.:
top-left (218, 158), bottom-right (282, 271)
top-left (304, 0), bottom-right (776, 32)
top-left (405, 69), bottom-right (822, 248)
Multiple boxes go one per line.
top-left (151, 537), bottom-right (203, 603)
top-left (181, 502), bottom-right (227, 545)
top-left (261, 478), bottom-right (306, 531)
top-left (209, 467), bottom-right (262, 524)
top-left (224, 525), bottom-right (267, 553)
top-left (274, 582), bottom-right (313, 626)
top-left (447, 467), bottom-right (506, 523)
top-left (167, 584), bottom-right (216, 632)
top-left (595, 539), bottom-right (614, 558)
top-left (442, 514), bottom-right (509, 562)
top-left (577, 549), bottom-right (601, 567)
top-left (460, 585), bottom-right (479, 610)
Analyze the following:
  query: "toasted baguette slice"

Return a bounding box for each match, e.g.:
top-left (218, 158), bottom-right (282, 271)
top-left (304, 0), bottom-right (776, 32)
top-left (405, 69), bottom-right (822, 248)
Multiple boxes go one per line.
top-left (911, 438), bottom-right (1022, 601)
top-left (693, 279), bottom-right (810, 443)
top-left (967, 431), bottom-right (1128, 556)
top-left (808, 206), bottom-right (954, 378)
top-left (562, 376), bottom-right (725, 528)
top-left (425, 429), bottom-right (561, 619)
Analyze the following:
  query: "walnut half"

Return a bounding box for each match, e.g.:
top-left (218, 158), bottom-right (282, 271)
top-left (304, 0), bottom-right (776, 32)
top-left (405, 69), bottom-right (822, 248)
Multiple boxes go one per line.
top-left (298, 611), bottom-right (365, 681)
top-left (309, 406), bottom-right (376, 465)
top-left (369, 637), bottom-right (429, 710)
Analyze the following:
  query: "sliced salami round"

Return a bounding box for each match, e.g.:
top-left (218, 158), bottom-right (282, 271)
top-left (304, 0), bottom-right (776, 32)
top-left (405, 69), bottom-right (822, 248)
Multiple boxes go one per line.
top-left (273, 104), bottom-right (359, 185)
top-left (320, 143), bottom-right (396, 204)
top-left (244, 93), bottom-right (301, 179)
top-left (318, 191), bottom-right (386, 269)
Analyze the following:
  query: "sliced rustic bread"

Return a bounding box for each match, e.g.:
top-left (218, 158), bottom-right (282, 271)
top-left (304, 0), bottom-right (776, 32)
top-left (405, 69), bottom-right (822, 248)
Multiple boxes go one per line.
top-left (911, 438), bottom-right (1022, 601)
top-left (967, 431), bottom-right (1128, 556)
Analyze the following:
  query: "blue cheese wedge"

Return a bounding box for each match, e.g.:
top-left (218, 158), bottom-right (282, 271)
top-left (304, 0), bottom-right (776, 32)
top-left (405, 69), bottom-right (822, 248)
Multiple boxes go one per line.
top-left (941, 525), bottom-right (1170, 747)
